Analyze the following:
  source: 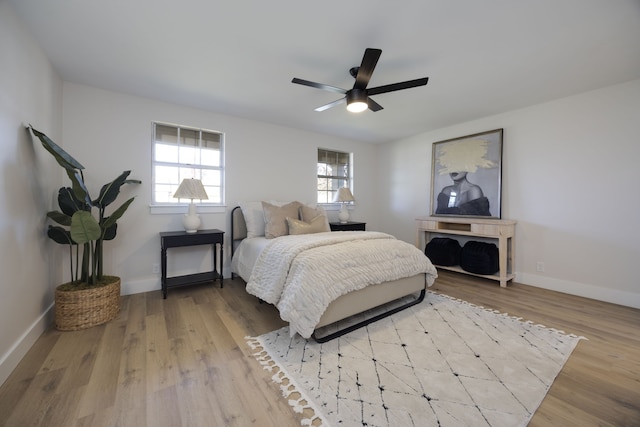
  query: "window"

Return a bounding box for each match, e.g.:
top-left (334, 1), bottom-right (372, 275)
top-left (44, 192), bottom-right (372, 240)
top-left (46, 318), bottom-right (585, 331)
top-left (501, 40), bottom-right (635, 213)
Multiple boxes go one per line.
top-left (152, 122), bottom-right (224, 205)
top-left (317, 148), bottom-right (352, 204)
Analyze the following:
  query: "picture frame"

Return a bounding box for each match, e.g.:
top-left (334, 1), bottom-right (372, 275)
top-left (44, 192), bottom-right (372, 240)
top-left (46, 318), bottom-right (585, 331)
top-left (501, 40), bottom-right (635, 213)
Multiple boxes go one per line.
top-left (430, 128), bottom-right (503, 218)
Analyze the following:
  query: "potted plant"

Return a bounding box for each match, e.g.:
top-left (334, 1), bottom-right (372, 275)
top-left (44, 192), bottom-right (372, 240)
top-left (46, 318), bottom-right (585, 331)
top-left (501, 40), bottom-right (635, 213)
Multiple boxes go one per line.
top-left (29, 125), bottom-right (141, 330)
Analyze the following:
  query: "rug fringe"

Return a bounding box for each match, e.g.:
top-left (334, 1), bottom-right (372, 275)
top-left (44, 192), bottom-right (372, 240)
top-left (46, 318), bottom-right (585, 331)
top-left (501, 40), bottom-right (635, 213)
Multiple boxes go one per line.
top-left (246, 336), bottom-right (330, 427)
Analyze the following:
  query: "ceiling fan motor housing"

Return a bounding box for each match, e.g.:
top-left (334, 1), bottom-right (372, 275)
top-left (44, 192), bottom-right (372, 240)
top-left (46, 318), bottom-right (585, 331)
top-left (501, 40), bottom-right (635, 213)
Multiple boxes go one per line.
top-left (347, 88), bottom-right (367, 104)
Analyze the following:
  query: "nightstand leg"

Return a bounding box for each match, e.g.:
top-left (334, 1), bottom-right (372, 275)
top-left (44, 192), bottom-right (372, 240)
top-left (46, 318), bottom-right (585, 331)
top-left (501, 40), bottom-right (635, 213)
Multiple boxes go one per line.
top-left (161, 246), bottom-right (167, 299)
top-left (220, 243), bottom-right (224, 288)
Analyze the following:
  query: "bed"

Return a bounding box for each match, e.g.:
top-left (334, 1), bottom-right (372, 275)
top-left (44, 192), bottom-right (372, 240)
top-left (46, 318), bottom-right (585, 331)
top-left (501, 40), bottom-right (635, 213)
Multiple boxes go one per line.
top-left (230, 202), bottom-right (438, 342)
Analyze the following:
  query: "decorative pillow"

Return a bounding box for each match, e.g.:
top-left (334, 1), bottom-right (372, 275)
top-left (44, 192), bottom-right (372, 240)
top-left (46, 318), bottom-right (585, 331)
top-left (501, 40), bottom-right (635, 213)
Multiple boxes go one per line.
top-left (299, 204), bottom-right (331, 232)
top-left (262, 201), bottom-right (301, 239)
top-left (239, 201), bottom-right (267, 238)
top-left (287, 215), bottom-right (331, 235)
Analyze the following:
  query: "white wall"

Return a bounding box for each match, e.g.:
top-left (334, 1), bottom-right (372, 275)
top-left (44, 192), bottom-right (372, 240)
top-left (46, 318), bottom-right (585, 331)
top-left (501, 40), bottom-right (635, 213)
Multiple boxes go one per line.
top-left (0, 2), bottom-right (63, 385)
top-left (377, 79), bottom-right (640, 308)
top-left (61, 83), bottom-right (380, 296)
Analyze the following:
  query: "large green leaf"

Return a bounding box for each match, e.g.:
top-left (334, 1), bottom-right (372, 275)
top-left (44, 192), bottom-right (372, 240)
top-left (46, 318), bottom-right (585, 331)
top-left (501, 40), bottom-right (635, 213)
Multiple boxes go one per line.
top-left (94, 171), bottom-right (130, 208)
top-left (47, 210), bottom-right (72, 226)
top-left (103, 223), bottom-right (117, 241)
top-left (57, 187), bottom-right (85, 217)
top-left (47, 226), bottom-right (74, 245)
top-left (70, 211), bottom-right (101, 244)
top-left (29, 125), bottom-right (85, 171)
top-left (66, 169), bottom-right (92, 206)
top-left (101, 197), bottom-right (136, 230)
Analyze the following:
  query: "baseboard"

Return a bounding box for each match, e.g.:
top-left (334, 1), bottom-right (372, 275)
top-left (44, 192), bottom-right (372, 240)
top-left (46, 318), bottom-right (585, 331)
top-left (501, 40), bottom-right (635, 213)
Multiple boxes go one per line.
top-left (121, 276), bottom-right (160, 296)
top-left (517, 272), bottom-right (640, 309)
top-left (0, 303), bottom-right (54, 387)
top-left (121, 272), bottom-right (230, 297)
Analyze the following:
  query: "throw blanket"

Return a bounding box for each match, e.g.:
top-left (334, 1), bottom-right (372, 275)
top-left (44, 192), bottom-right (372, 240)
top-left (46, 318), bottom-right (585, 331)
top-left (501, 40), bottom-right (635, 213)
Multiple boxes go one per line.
top-left (246, 231), bottom-right (438, 338)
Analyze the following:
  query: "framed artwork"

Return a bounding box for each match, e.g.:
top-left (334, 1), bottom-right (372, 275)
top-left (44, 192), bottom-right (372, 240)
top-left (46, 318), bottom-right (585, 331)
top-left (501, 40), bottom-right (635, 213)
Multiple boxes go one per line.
top-left (430, 128), bottom-right (503, 218)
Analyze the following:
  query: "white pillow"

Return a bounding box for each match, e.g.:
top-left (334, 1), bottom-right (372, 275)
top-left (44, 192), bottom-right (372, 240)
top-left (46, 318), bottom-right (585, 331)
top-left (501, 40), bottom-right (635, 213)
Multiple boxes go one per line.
top-left (239, 201), bottom-right (267, 238)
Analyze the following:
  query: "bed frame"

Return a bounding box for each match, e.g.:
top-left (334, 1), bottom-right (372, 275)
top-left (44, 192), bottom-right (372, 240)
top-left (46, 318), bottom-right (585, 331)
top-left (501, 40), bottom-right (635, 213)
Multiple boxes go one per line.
top-left (230, 206), bottom-right (427, 342)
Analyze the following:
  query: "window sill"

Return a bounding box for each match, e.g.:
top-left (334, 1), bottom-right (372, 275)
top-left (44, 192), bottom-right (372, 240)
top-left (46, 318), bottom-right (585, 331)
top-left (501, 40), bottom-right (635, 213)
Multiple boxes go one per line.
top-left (319, 203), bottom-right (355, 211)
top-left (149, 204), bottom-right (227, 215)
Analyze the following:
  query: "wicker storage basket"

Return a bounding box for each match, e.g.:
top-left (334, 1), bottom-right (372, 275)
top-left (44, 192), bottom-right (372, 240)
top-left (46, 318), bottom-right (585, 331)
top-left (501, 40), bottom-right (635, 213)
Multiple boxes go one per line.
top-left (55, 277), bottom-right (121, 331)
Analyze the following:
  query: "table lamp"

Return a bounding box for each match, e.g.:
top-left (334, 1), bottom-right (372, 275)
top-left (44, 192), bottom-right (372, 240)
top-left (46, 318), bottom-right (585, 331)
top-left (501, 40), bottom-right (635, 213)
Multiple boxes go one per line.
top-left (173, 178), bottom-right (209, 233)
top-left (335, 187), bottom-right (355, 223)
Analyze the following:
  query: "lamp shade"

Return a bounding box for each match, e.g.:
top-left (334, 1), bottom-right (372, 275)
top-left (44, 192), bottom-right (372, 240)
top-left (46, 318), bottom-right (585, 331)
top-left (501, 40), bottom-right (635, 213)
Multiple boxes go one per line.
top-left (335, 187), bottom-right (355, 203)
top-left (173, 178), bottom-right (208, 201)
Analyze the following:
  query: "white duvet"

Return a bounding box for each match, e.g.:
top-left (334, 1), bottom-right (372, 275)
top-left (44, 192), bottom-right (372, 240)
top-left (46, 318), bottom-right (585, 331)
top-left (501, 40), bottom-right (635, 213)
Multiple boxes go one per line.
top-left (245, 231), bottom-right (438, 338)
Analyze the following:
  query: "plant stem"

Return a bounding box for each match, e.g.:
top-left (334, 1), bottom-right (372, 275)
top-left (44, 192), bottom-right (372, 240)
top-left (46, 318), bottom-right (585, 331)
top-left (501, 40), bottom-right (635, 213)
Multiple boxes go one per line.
top-left (68, 245), bottom-right (73, 282)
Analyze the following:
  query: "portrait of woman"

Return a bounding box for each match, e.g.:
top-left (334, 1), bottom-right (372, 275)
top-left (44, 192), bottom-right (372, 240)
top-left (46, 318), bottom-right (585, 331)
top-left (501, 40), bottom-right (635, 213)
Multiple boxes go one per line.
top-left (436, 171), bottom-right (491, 216)
top-left (430, 129), bottom-right (502, 218)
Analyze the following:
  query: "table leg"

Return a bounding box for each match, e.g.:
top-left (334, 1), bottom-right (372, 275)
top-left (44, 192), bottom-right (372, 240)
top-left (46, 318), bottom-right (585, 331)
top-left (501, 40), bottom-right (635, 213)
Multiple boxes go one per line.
top-left (498, 236), bottom-right (508, 288)
top-left (161, 246), bottom-right (167, 299)
top-left (219, 243), bottom-right (224, 288)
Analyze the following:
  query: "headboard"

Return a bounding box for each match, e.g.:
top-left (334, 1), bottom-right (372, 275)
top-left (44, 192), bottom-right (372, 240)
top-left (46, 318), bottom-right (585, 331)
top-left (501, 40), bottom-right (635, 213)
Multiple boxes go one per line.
top-left (230, 206), bottom-right (247, 257)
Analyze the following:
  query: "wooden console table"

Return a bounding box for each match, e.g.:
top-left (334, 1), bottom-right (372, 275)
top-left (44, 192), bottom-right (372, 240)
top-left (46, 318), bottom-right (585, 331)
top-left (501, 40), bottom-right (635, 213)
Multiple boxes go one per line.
top-left (160, 229), bottom-right (224, 298)
top-left (416, 217), bottom-right (516, 287)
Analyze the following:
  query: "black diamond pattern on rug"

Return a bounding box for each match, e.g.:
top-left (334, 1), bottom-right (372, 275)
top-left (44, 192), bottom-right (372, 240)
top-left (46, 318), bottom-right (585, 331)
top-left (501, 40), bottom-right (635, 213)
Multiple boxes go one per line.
top-left (247, 292), bottom-right (584, 427)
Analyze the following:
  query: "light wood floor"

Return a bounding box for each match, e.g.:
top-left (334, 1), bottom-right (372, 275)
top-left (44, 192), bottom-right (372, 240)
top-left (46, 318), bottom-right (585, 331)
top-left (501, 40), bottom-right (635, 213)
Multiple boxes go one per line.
top-left (1, 271), bottom-right (639, 426)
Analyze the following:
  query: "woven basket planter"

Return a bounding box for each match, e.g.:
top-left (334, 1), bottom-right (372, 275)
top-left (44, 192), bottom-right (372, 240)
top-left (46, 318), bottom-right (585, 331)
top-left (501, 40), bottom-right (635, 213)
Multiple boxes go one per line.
top-left (55, 277), bottom-right (121, 331)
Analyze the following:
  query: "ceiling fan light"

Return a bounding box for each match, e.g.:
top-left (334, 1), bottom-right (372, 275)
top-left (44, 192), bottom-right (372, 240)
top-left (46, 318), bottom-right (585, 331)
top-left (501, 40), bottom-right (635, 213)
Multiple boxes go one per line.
top-left (346, 89), bottom-right (368, 113)
top-left (347, 101), bottom-right (368, 113)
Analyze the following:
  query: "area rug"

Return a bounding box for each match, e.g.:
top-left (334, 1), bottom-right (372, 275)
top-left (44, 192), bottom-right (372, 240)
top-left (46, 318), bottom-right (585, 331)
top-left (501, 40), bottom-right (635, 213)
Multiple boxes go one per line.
top-left (246, 291), bottom-right (585, 427)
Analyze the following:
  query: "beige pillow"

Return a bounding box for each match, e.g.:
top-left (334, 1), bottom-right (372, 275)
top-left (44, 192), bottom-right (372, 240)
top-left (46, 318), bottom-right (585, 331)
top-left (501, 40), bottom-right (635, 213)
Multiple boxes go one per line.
top-left (262, 201), bottom-right (301, 239)
top-left (287, 215), bottom-right (331, 235)
top-left (299, 204), bottom-right (331, 232)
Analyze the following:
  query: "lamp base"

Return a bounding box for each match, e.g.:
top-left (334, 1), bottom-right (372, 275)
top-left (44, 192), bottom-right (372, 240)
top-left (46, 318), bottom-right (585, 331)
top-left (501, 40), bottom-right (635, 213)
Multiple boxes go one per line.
top-left (182, 202), bottom-right (201, 233)
top-left (182, 214), bottom-right (201, 233)
top-left (338, 204), bottom-right (350, 223)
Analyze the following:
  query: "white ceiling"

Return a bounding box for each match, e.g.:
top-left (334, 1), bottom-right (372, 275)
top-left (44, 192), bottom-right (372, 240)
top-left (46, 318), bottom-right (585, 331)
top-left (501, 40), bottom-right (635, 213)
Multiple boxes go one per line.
top-left (10, 0), bottom-right (640, 144)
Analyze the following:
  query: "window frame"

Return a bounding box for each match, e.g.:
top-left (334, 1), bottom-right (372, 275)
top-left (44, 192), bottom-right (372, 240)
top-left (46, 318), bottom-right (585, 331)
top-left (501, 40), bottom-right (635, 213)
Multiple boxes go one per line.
top-left (150, 121), bottom-right (225, 214)
top-left (317, 148), bottom-right (354, 206)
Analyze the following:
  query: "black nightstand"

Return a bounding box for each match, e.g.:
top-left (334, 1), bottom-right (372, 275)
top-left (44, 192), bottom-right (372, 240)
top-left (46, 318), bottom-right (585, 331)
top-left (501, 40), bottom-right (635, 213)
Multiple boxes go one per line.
top-left (160, 229), bottom-right (224, 298)
top-left (329, 221), bottom-right (366, 231)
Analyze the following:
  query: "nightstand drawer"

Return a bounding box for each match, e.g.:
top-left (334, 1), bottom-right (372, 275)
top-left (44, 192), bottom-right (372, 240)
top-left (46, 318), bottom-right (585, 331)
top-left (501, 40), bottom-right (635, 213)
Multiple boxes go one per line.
top-left (329, 221), bottom-right (366, 231)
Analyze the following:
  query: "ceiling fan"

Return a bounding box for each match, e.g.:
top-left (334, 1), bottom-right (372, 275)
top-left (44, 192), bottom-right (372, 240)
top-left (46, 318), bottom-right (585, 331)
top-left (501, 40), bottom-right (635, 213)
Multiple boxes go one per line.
top-left (292, 48), bottom-right (428, 113)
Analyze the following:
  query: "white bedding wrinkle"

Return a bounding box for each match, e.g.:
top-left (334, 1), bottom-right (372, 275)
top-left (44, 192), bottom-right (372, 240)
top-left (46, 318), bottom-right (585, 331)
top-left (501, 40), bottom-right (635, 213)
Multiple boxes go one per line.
top-left (245, 231), bottom-right (438, 338)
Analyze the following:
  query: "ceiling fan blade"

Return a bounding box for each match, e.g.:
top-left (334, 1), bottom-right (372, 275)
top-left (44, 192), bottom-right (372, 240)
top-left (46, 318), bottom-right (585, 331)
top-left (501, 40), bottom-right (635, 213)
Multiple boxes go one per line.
top-left (367, 77), bottom-right (429, 96)
top-left (354, 48), bottom-right (382, 90)
top-left (367, 98), bottom-right (383, 112)
top-left (314, 97), bottom-right (346, 112)
top-left (292, 78), bottom-right (347, 94)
